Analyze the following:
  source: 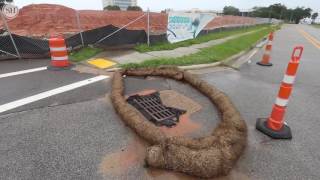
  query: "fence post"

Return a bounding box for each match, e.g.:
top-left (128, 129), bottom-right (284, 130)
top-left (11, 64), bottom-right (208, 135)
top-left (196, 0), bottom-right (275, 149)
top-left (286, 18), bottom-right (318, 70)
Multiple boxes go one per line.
top-left (147, 8), bottom-right (150, 46)
top-left (0, 12), bottom-right (21, 59)
top-left (76, 10), bottom-right (85, 47)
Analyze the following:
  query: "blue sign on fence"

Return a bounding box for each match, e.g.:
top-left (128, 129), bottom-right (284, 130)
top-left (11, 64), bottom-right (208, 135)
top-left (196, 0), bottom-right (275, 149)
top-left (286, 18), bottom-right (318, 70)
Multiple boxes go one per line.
top-left (167, 12), bottom-right (215, 43)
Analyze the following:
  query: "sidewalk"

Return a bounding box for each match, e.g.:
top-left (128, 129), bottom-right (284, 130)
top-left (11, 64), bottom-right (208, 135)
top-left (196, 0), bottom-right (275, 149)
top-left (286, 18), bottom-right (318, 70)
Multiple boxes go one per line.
top-left (92, 28), bottom-right (266, 65)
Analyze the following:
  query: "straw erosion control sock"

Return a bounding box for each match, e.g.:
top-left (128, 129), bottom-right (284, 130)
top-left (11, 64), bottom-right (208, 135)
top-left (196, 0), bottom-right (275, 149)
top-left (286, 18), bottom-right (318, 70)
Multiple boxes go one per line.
top-left (110, 67), bottom-right (247, 178)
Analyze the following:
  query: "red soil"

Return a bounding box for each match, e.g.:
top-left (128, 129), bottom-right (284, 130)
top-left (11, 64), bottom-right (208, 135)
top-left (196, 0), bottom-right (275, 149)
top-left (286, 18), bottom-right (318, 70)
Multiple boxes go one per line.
top-left (0, 4), bottom-right (257, 37)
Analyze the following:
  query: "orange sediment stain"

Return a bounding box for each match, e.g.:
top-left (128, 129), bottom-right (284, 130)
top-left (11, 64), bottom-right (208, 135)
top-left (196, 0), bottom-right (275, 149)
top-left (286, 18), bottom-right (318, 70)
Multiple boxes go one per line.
top-left (100, 88), bottom-right (203, 177)
top-left (99, 136), bottom-right (148, 176)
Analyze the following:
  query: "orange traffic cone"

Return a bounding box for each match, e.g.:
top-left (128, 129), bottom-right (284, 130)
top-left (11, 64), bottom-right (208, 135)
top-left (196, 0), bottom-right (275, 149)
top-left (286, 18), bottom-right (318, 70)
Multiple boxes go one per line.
top-left (256, 46), bottom-right (304, 139)
top-left (257, 32), bottom-right (274, 67)
top-left (47, 36), bottom-right (72, 70)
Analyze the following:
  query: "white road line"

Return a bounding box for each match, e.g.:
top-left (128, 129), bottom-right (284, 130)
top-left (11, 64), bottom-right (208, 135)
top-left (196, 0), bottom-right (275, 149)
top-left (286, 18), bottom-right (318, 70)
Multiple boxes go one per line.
top-left (0, 75), bottom-right (109, 114)
top-left (0, 67), bottom-right (47, 79)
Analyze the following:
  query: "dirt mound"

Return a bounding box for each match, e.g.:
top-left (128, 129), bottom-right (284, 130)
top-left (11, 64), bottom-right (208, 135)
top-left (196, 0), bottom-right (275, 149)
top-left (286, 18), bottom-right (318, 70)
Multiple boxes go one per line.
top-left (206, 15), bottom-right (257, 29)
top-left (0, 4), bottom-right (257, 38)
top-left (0, 4), bottom-right (167, 37)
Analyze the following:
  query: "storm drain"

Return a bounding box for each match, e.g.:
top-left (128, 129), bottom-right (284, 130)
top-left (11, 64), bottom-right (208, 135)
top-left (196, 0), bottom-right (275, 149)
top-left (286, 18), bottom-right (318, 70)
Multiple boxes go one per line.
top-left (127, 92), bottom-right (186, 127)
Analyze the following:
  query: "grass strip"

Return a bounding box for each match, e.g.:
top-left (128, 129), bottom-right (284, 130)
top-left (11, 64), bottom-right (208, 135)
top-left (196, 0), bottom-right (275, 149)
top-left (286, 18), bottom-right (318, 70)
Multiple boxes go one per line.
top-left (121, 27), bottom-right (273, 69)
top-left (69, 46), bottom-right (103, 62)
top-left (312, 24), bottom-right (320, 28)
top-left (135, 25), bottom-right (269, 52)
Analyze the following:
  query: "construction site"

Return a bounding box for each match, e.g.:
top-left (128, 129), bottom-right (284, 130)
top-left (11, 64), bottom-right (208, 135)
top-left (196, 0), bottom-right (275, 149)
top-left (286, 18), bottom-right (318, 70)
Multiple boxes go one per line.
top-left (0, 1), bottom-right (320, 180)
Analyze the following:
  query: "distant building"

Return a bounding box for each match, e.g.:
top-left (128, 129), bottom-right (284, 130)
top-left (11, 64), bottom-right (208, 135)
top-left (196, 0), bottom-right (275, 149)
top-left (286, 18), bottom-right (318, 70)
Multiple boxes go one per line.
top-left (102, 0), bottom-right (137, 10)
top-left (238, 9), bottom-right (254, 17)
top-left (163, 8), bottom-right (218, 16)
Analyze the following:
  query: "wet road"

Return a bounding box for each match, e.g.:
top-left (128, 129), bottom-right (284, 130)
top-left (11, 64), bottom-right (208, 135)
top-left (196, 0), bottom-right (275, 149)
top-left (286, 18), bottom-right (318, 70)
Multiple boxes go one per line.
top-left (199, 24), bottom-right (320, 179)
top-left (1, 24), bottom-right (320, 180)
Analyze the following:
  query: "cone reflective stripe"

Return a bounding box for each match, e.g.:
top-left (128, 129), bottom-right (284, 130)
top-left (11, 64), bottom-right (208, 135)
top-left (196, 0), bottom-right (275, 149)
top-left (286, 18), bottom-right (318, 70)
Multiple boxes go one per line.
top-left (48, 36), bottom-right (71, 70)
top-left (257, 32), bottom-right (274, 66)
top-left (256, 46), bottom-right (304, 139)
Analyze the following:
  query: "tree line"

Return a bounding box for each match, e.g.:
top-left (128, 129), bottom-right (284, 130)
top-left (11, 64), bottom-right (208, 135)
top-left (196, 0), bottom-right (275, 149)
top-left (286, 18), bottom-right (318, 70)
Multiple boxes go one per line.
top-left (223, 3), bottom-right (318, 24)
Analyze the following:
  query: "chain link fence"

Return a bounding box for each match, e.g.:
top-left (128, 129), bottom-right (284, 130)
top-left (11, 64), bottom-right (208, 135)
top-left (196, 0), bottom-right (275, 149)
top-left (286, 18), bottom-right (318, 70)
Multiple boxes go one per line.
top-left (0, 5), bottom-right (273, 60)
top-left (0, 8), bottom-right (153, 60)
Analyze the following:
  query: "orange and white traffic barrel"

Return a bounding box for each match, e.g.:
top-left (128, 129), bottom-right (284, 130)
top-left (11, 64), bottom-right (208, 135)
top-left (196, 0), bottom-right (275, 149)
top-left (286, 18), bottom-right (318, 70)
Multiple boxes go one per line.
top-left (48, 36), bottom-right (71, 70)
top-left (256, 46), bottom-right (304, 139)
top-left (257, 32), bottom-right (274, 67)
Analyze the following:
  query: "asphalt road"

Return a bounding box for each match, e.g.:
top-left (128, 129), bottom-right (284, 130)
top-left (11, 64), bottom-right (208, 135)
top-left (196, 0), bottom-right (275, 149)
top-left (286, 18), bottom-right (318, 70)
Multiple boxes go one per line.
top-left (199, 24), bottom-right (320, 179)
top-left (0, 24), bottom-right (320, 180)
top-left (0, 59), bottom-right (112, 179)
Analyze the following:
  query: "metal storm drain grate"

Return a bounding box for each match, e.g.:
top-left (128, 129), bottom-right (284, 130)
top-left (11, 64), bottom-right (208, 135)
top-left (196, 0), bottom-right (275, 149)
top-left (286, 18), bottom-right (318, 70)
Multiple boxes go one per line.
top-left (127, 92), bottom-right (186, 127)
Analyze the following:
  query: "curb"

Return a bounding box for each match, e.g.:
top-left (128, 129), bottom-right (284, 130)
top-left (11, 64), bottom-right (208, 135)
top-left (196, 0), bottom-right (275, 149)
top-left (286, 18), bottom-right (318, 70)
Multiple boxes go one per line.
top-left (178, 62), bottom-right (221, 70)
top-left (104, 38), bottom-right (266, 73)
top-left (221, 37), bottom-right (268, 69)
top-left (96, 31), bottom-right (272, 73)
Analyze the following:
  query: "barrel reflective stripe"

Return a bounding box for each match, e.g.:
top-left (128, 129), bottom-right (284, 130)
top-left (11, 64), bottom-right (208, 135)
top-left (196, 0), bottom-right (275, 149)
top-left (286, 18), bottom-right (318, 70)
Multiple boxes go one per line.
top-left (51, 56), bottom-right (68, 61)
top-left (264, 50), bottom-right (271, 55)
top-left (267, 41), bottom-right (273, 46)
top-left (283, 74), bottom-right (295, 84)
top-left (275, 97), bottom-right (288, 107)
top-left (50, 47), bottom-right (67, 52)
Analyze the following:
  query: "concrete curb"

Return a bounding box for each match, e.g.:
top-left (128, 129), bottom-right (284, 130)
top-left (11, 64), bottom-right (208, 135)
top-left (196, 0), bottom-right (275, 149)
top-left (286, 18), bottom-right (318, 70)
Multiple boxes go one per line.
top-left (178, 62), bottom-right (221, 70)
top-left (104, 38), bottom-right (265, 72)
top-left (219, 35), bottom-right (269, 70)
top-left (98, 30), bottom-right (272, 73)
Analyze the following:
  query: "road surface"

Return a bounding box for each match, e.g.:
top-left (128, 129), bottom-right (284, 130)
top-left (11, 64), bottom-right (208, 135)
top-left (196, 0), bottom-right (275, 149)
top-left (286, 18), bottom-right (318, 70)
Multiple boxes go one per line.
top-left (0, 24), bottom-right (320, 179)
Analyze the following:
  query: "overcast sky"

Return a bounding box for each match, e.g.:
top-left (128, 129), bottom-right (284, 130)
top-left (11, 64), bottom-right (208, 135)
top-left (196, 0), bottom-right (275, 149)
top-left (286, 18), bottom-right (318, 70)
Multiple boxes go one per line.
top-left (14, 0), bottom-right (320, 12)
